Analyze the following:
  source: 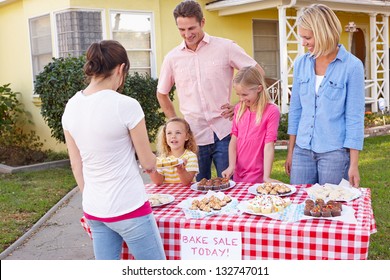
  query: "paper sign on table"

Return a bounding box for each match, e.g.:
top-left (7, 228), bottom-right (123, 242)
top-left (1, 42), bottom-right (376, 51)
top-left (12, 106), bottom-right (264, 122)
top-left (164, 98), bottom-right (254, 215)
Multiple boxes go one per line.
top-left (180, 229), bottom-right (242, 260)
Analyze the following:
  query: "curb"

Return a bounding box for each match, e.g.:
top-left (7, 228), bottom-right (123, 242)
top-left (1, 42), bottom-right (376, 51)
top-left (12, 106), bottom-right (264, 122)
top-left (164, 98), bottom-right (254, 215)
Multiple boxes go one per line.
top-left (0, 159), bottom-right (70, 174)
top-left (0, 186), bottom-right (79, 260)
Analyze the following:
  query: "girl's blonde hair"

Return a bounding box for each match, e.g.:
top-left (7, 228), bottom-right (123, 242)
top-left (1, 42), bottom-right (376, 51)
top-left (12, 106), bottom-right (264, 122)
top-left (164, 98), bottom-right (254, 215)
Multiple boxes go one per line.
top-left (156, 117), bottom-right (198, 157)
top-left (298, 4), bottom-right (341, 58)
top-left (233, 66), bottom-right (270, 124)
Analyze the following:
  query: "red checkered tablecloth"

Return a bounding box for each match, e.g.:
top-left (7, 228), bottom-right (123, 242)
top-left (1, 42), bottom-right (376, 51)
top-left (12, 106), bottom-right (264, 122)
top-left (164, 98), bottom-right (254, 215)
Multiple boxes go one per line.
top-left (80, 183), bottom-right (376, 260)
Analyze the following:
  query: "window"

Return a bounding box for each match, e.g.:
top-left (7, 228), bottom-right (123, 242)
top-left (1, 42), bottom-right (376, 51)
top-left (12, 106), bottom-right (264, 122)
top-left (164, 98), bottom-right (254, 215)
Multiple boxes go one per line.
top-left (29, 15), bottom-right (53, 81)
top-left (29, 10), bottom-right (103, 83)
top-left (56, 10), bottom-right (103, 57)
top-left (110, 11), bottom-right (155, 77)
top-left (253, 20), bottom-right (280, 80)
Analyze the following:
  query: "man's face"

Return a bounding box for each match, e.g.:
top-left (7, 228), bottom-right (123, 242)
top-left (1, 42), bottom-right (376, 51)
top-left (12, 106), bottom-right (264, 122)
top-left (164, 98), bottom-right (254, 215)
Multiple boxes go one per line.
top-left (176, 16), bottom-right (205, 51)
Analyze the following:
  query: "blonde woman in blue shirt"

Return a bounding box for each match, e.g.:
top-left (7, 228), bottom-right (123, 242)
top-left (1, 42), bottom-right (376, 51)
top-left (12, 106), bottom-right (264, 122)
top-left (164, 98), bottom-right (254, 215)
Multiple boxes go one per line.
top-left (285, 4), bottom-right (365, 187)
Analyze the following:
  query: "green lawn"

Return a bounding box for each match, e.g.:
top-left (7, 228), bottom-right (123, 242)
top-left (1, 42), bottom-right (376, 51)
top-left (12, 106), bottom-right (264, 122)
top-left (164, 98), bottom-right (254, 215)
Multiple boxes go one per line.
top-left (270, 135), bottom-right (390, 260)
top-left (0, 168), bottom-right (76, 252)
top-left (0, 135), bottom-right (389, 259)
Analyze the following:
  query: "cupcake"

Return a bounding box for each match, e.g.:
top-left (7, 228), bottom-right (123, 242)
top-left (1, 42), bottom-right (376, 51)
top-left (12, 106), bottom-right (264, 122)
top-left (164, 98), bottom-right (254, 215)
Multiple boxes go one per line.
top-left (334, 201), bottom-right (343, 210)
top-left (204, 180), bottom-right (213, 191)
top-left (315, 198), bottom-right (325, 207)
top-left (304, 205), bottom-right (313, 216)
top-left (310, 205), bottom-right (321, 217)
top-left (305, 199), bottom-right (315, 206)
top-left (261, 203), bottom-right (273, 214)
top-left (212, 180), bottom-right (221, 191)
top-left (331, 206), bottom-right (341, 217)
top-left (321, 206), bottom-right (332, 217)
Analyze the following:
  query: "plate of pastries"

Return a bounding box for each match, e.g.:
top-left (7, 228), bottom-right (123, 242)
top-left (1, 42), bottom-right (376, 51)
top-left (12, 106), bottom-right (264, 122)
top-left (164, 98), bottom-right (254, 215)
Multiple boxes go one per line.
top-left (248, 182), bottom-right (296, 197)
top-left (238, 195), bottom-right (292, 216)
top-left (190, 177), bottom-right (236, 193)
top-left (156, 156), bottom-right (183, 169)
top-left (148, 193), bottom-right (175, 207)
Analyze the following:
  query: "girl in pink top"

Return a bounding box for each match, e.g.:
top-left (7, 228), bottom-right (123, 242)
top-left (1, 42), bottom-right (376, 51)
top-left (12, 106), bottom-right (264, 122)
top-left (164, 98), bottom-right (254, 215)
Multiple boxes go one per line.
top-left (222, 66), bottom-right (280, 183)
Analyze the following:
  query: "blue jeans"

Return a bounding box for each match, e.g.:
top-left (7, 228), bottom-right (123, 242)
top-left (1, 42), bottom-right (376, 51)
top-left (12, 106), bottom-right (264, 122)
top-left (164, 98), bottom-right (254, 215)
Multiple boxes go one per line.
top-left (87, 213), bottom-right (166, 260)
top-left (196, 133), bottom-right (230, 180)
top-left (290, 145), bottom-right (350, 185)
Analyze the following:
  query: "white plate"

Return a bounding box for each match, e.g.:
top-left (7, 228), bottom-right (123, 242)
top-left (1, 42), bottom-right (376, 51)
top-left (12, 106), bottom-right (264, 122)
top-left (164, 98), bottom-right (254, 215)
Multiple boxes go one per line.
top-left (237, 201), bottom-right (281, 218)
top-left (190, 180), bottom-right (236, 193)
top-left (157, 158), bottom-right (184, 169)
top-left (148, 194), bottom-right (175, 207)
top-left (305, 183), bottom-right (362, 202)
top-left (248, 183), bottom-right (297, 197)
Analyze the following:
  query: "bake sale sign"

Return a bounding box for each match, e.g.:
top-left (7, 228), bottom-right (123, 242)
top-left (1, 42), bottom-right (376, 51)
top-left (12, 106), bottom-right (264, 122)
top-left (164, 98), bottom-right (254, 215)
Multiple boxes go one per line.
top-left (180, 229), bottom-right (242, 260)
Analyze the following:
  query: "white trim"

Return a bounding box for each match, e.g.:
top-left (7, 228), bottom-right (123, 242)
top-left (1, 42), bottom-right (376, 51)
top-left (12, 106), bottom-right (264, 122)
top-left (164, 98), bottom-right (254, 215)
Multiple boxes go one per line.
top-left (27, 13), bottom-right (52, 97)
top-left (206, 0), bottom-right (390, 15)
top-left (108, 9), bottom-right (157, 78)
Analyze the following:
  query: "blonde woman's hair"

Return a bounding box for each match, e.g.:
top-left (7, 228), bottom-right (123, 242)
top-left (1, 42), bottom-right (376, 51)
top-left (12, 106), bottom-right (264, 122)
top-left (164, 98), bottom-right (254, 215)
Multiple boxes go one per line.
top-left (233, 66), bottom-right (270, 124)
top-left (156, 117), bottom-right (198, 157)
top-left (298, 4), bottom-right (341, 58)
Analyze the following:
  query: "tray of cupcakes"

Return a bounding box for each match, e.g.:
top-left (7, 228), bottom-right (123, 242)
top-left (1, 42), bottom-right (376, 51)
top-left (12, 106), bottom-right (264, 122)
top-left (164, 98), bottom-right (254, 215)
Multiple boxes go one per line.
top-left (237, 195), bottom-right (292, 218)
top-left (299, 198), bottom-right (358, 223)
top-left (190, 177), bottom-right (236, 193)
top-left (303, 199), bottom-right (342, 217)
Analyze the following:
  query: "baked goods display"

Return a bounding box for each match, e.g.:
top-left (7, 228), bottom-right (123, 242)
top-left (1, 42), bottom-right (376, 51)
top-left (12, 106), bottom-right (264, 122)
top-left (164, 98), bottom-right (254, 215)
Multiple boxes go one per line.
top-left (246, 195), bottom-right (291, 214)
top-left (156, 156), bottom-right (180, 168)
top-left (303, 199), bottom-right (342, 217)
top-left (305, 182), bottom-right (361, 202)
top-left (256, 182), bottom-right (291, 195)
top-left (196, 177), bottom-right (231, 191)
top-left (248, 182), bottom-right (296, 197)
top-left (148, 194), bottom-right (174, 207)
top-left (189, 194), bottom-right (233, 212)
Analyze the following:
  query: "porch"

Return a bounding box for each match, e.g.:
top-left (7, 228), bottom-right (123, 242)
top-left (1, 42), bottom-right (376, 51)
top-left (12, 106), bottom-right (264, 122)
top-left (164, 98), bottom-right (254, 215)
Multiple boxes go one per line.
top-left (206, 0), bottom-right (390, 113)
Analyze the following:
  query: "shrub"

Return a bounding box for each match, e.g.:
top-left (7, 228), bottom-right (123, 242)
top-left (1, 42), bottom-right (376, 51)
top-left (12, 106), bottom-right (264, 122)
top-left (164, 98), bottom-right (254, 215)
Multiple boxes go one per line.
top-left (278, 113), bottom-right (289, 140)
top-left (0, 83), bottom-right (22, 137)
top-left (123, 72), bottom-right (175, 142)
top-left (36, 56), bottom-right (87, 143)
top-left (364, 111), bottom-right (390, 128)
top-left (35, 55), bottom-right (174, 144)
top-left (0, 83), bottom-right (46, 166)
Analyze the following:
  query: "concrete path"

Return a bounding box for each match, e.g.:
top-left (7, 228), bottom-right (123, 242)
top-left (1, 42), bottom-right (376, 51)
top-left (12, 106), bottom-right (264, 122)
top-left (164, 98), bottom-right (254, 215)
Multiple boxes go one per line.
top-left (0, 169), bottom-right (151, 260)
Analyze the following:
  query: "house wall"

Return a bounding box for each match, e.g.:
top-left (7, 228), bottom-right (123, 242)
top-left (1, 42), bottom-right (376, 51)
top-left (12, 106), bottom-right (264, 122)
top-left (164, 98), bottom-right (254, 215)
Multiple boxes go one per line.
top-left (0, 0), bottom-right (388, 151)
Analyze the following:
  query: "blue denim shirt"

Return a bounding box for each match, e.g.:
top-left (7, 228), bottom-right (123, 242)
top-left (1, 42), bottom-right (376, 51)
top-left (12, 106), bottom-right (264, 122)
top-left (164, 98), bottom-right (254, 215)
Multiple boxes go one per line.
top-left (288, 45), bottom-right (365, 152)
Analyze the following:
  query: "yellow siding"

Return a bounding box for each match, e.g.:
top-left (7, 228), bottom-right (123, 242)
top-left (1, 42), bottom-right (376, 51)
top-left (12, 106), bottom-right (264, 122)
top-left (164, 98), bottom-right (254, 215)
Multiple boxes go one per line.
top-left (0, 0), bottom-right (389, 151)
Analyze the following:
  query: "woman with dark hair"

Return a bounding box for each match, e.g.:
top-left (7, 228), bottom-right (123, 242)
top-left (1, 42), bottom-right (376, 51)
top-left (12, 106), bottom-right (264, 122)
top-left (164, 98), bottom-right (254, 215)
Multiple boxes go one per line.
top-left (62, 40), bottom-right (166, 260)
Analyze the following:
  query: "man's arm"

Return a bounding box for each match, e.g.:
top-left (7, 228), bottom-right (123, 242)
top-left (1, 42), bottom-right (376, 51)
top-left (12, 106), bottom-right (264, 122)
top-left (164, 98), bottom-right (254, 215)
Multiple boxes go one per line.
top-left (157, 91), bottom-right (177, 119)
top-left (255, 63), bottom-right (265, 77)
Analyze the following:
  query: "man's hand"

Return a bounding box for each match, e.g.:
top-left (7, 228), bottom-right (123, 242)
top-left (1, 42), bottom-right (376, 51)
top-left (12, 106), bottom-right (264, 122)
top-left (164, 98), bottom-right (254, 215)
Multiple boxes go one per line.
top-left (221, 103), bottom-right (234, 120)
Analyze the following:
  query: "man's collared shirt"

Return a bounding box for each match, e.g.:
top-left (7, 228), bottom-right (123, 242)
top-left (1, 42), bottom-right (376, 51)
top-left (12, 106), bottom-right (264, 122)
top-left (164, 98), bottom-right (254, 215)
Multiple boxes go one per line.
top-left (157, 33), bottom-right (257, 146)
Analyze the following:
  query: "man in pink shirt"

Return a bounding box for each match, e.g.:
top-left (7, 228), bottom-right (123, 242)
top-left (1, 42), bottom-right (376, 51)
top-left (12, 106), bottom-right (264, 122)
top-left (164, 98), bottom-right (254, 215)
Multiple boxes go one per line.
top-left (157, 0), bottom-right (264, 181)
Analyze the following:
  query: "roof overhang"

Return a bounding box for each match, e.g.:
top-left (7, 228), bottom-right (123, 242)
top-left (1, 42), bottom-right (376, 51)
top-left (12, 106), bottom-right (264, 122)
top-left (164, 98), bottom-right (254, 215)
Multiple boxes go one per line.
top-left (206, 0), bottom-right (390, 16)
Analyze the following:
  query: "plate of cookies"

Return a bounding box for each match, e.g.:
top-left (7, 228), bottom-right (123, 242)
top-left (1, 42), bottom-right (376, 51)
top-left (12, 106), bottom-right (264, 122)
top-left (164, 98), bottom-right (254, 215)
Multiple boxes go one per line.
top-left (248, 182), bottom-right (296, 197)
top-left (148, 193), bottom-right (175, 207)
top-left (156, 156), bottom-right (184, 169)
top-left (190, 178), bottom-right (236, 193)
top-left (177, 191), bottom-right (238, 218)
